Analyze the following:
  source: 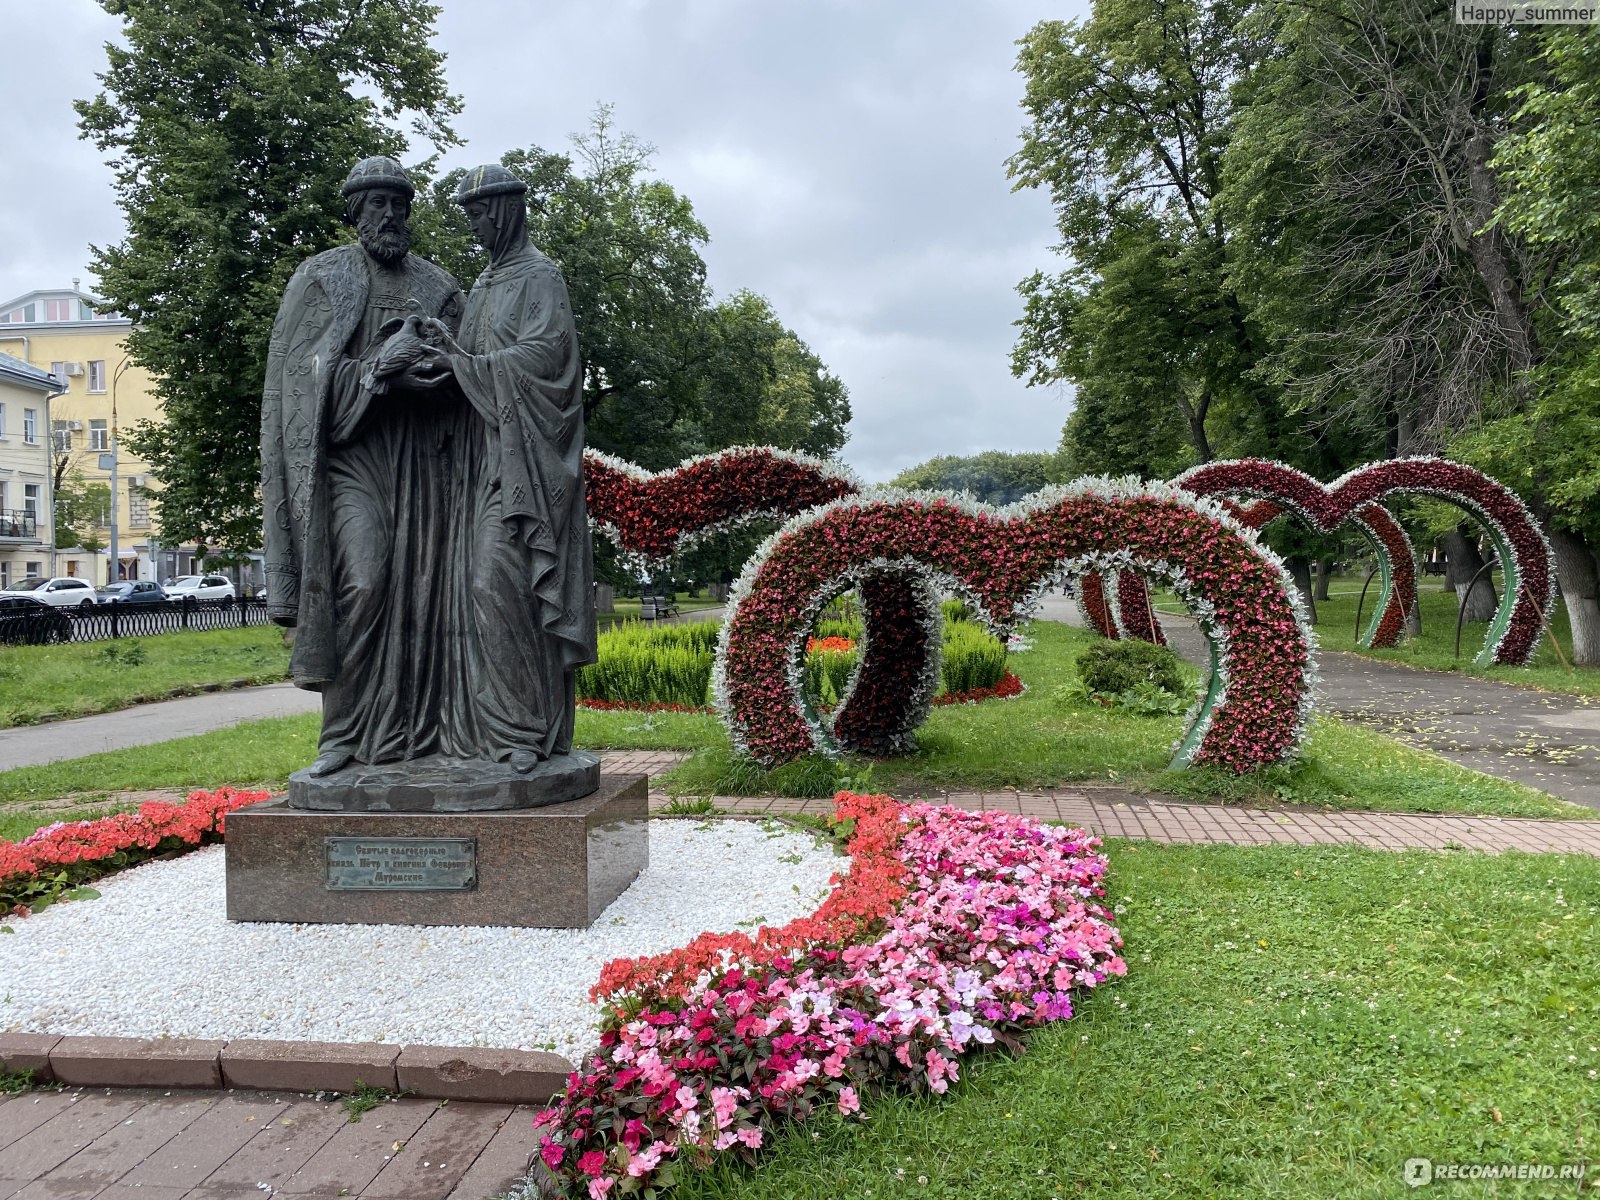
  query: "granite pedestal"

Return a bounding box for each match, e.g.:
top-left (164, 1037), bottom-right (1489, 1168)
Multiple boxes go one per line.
top-left (225, 773), bottom-right (647, 928)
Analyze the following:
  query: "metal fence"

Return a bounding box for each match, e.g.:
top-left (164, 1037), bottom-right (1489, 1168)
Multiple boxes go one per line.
top-left (1, 598), bottom-right (273, 647)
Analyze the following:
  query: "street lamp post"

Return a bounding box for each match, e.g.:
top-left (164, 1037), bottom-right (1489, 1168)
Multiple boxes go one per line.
top-left (103, 357), bottom-right (132, 584)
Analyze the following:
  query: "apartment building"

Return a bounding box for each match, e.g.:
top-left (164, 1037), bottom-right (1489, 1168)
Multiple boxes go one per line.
top-left (0, 352), bottom-right (59, 587)
top-left (0, 284), bottom-right (203, 583)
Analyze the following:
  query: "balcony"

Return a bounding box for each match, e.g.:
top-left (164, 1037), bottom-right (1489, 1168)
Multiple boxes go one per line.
top-left (0, 509), bottom-right (40, 542)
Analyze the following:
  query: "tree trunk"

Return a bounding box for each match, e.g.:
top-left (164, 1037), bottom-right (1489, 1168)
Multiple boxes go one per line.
top-left (1549, 525), bottom-right (1600, 667)
top-left (1443, 525), bottom-right (1498, 622)
top-left (1314, 556), bottom-right (1335, 601)
top-left (1287, 555), bottom-right (1318, 625)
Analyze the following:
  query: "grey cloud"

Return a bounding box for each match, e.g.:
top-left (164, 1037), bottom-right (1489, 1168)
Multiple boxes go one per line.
top-left (1, 0), bottom-right (1088, 482)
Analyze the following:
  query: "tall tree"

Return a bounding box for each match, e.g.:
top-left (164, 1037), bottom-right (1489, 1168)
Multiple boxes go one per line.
top-left (1009, 0), bottom-right (1284, 472)
top-left (412, 115), bottom-right (850, 470)
top-left (77, 0), bottom-right (460, 557)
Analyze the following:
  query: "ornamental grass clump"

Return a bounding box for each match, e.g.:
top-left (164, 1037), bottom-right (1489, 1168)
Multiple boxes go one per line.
top-left (939, 619), bottom-right (1007, 694)
top-left (578, 621), bottom-right (719, 708)
top-left (528, 793), bottom-right (1125, 1199)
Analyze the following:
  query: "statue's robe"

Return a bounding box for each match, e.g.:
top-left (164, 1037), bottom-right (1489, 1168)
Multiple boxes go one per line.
top-left (260, 243), bottom-right (464, 762)
top-left (441, 240), bottom-right (597, 759)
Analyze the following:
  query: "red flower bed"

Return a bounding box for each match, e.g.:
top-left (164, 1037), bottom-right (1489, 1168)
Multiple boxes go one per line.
top-left (1114, 570), bottom-right (1167, 645)
top-left (1, 787), bottom-right (269, 915)
top-left (1176, 457), bottom-right (1551, 665)
top-left (932, 671), bottom-right (1025, 706)
top-left (578, 698), bottom-right (710, 714)
top-left (585, 447), bottom-right (859, 565)
top-left (1078, 571), bottom-right (1119, 639)
top-left (714, 485), bottom-right (1313, 773)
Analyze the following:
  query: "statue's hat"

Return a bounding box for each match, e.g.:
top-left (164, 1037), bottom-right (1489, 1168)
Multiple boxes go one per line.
top-left (453, 164), bottom-right (528, 205)
top-left (341, 156), bottom-right (416, 200)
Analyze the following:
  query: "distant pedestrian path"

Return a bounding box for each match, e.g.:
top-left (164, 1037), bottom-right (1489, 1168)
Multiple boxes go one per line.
top-left (0, 683), bottom-right (319, 773)
top-left (1035, 593), bottom-right (1600, 813)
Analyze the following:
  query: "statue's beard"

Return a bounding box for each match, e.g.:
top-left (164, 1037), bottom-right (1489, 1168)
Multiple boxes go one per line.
top-left (359, 224), bottom-right (411, 265)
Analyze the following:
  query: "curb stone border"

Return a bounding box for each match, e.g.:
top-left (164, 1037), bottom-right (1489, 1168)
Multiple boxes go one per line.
top-left (0, 1033), bottom-right (571, 1103)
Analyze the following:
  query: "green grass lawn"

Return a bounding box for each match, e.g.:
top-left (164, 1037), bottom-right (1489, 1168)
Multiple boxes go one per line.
top-left (1154, 581), bottom-right (1600, 699)
top-left (662, 840), bottom-right (1599, 1200)
top-left (0, 625), bottom-right (291, 727)
top-left (0, 619), bottom-right (1584, 842)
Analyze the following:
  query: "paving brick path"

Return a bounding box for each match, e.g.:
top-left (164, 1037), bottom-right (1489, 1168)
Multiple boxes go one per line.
top-left (699, 787), bottom-right (1600, 856)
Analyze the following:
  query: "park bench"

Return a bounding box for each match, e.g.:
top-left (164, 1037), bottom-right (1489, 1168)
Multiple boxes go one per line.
top-left (639, 594), bottom-right (679, 620)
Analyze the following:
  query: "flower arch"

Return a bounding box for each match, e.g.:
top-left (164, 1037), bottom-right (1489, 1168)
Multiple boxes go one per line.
top-left (583, 447), bottom-right (861, 570)
top-left (714, 481), bottom-right (1316, 774)
top-left (1092, 495), bottom-right (1417, 650)
top-left (1174, 458), bottom-right (1552, 666)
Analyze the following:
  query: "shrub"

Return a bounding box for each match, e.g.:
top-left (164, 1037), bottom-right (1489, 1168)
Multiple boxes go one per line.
top-left (1076, 639), bottom-right (1185, 698)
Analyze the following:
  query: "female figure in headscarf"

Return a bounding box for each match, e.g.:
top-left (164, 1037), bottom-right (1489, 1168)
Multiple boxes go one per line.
top-left (408, 164), bottom-right (597, 768)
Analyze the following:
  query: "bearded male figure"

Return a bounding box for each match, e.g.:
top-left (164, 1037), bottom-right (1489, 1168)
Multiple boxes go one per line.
top-left (261, 156), bottom-right (468, 779)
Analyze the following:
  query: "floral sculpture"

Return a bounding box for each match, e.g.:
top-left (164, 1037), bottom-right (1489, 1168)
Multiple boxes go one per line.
top-left (714, 480), bottom-right (1316, 774)
top-left (528, 792), bottom-right (1126, 1199)
top-left (1094, 496), bottom-right (1416, 650)
top-left (1174, 458), bottom-right (1552, 666)
top-left (584, 447), bottom-right (860, 570)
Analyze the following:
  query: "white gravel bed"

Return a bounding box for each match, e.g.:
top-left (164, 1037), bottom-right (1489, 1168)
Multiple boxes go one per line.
top-left (0, 818), bottom-right (839, 1064)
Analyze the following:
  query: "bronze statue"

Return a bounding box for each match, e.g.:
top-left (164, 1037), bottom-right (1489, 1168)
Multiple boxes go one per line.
top-left (261, 157), bottom-right (597, 808)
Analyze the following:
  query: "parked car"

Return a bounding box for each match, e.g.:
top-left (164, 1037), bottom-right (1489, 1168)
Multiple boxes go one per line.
top-left (0, 594), bottom-right (73, 644)
top-left (2, 576), bottom-right (99, 608)
top-left (165, 574), bottom-right (236, 603)
top-left (96, 580), bottom-right (168, 605)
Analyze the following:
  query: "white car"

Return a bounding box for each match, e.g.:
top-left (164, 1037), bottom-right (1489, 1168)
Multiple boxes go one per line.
top-left (2, 576), bottom-right (99, 608)
top-left (165, 574), bottom-right (237, 603)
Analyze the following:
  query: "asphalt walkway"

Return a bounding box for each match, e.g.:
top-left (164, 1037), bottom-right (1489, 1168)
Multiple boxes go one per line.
top-left (1034, 592), bottom-right (1600, 812)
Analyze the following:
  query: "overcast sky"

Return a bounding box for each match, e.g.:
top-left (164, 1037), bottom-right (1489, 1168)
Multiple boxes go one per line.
top-left (0, 0), bottom-right (1085, 483)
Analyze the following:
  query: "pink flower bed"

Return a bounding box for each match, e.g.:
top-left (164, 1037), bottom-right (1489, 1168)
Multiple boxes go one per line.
top-left (528, 792), bottom-right (1126, 1199)
top-left (1, 787), bottom-right (270, 915)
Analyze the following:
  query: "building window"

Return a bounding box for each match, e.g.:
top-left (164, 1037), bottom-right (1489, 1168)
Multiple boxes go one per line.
top-left (44, 299), bottom-right (74, 322)
top-left (87, 360), bottom-right (106, 393)
top-left (23, 484), bottom-right (40, 518)
top-left (50, 361), bottom-right (70, 385)
top-left (25, 561), bottom-right (42, 577)
top-left (64, 560), bottom-right (77, 577)
top-left (53, 421), bottom-right (74, 453)
top-left (89, 419), bottom-right (109, 451)
top-left (0, 402), bottom-right (6, 437)
top-left (128, 484), bottom-right (151, 527)
top-left (0, 563), bottom-right (9, 588)
top-left (23, 409), bottom-right (38, 443)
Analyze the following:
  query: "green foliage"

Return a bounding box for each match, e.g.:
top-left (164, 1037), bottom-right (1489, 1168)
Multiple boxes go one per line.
top-left (577, 620), bottom-right (719, 708)
top-left (52, 471), bottom-right (111, 553)
top-left (0, 626), bottom-right (289, 728)
top-left (77, 0), bottom-right (461, 555)
top-left (889, 451), bottom-right (1061, 505)
top-left (340, 1080), bottom-right (407, 1123)
top-left (1075, 639), bottom-right (1187, 698)
top-left (938, 621), bottom-right (1008, 695)
top-left (410, 111), bottom-right (850, 476)
top-left (1009, 1), bottom-right (1275, 469)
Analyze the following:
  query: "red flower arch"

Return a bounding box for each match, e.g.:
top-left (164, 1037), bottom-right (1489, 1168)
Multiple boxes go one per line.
top-left (714, 485), bottom-right (1314, 774)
